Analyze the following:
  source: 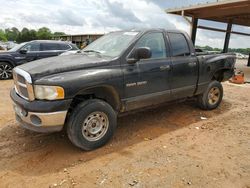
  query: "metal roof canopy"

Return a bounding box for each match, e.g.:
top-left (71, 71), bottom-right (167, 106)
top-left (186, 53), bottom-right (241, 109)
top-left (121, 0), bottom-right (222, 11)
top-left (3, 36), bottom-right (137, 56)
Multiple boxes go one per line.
top-left (166, 0), bottom-right (250, 54)
top-left (167, 0), bottom-right (250, 27)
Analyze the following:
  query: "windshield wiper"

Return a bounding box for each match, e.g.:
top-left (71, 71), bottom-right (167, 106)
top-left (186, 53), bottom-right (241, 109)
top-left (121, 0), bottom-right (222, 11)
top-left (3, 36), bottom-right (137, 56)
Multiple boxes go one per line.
top-left (83, 50), bottom-right (101, 54)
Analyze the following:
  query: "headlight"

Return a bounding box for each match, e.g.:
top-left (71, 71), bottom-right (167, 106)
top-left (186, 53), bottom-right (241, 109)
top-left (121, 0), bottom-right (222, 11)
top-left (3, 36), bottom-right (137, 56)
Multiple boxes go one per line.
top-left (34, 85), bottom-right (65, 100)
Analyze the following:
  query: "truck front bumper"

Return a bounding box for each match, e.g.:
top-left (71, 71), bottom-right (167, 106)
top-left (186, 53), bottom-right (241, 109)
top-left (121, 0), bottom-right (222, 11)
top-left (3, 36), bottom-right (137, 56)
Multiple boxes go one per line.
top-left (10, 88), bottom-right (72, 133)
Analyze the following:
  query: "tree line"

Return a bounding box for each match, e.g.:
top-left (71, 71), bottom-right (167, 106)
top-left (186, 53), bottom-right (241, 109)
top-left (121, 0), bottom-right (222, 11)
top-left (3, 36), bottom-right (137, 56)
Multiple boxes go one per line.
top-left (0, 28), bottom-right (249, 55)
top-left (0, 27), bottom-right (65, 43)
top-left (196, 45), bottom-right (250, 55)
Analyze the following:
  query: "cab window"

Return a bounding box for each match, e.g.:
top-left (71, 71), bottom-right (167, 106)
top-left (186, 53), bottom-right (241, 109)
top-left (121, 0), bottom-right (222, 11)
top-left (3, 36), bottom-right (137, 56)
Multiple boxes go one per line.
top-left (21, 43), bottom-right (40, 52)
top-left (135, 32), bottom-right (167, 59)
top-left (41, 43), bottom-right (60, 51)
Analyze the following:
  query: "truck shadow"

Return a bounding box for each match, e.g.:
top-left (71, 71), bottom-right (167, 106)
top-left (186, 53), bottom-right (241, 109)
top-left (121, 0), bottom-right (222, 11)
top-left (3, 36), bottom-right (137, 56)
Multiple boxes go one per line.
top-left (0, 100), bottom-right (232, 177)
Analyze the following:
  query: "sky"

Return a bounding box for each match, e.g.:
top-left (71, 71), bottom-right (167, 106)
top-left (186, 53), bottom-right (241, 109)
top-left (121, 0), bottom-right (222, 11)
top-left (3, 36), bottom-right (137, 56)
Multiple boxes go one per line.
top-left (0, 0), bottom-right (249, 48)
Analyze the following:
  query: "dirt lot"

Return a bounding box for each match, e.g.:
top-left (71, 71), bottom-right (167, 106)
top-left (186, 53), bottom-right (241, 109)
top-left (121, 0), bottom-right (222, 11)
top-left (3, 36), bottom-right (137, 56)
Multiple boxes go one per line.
top-left (0, 78), bottom-right (250, 187)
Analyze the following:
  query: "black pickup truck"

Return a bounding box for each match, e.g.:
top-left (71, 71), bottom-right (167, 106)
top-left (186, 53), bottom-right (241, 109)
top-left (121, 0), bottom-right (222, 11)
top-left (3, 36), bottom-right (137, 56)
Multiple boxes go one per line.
top-left (10, 29), bottom-right (235, 150)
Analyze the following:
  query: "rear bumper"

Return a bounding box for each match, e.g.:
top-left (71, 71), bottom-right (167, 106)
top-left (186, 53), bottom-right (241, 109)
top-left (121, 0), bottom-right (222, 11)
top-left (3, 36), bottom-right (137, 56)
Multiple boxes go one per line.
top-left (10, 88), bottom-right (72, 133)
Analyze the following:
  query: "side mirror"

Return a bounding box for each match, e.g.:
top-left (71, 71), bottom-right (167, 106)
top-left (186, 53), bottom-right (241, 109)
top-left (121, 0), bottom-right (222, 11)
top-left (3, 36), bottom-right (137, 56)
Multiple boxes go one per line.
top-left (127, 47), bottom-right (152, 64)
top-left (19, 49), bottom-right (27, 54)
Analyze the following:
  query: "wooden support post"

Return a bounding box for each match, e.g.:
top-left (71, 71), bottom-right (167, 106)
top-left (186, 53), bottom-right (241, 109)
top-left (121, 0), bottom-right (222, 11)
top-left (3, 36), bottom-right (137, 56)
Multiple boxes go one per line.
top-left (223, 21), bottom-right (232, 53)
top-left (191, 17), bottom-right (198, 45)
top-left (247, 53), bottom-right (250, 67)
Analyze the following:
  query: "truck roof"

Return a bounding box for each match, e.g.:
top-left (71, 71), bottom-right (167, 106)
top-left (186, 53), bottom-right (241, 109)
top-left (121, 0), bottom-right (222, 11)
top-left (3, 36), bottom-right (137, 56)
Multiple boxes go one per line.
top-left (121, 28), bottom-right (186, 34)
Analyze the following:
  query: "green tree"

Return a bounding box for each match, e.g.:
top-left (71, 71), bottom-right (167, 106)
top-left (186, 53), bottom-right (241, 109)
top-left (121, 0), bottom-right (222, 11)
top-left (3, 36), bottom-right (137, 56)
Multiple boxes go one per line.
top-left (203, 45), bottom-right (213, 51)
top-left (0, 29), bottom-right (7, 41)
top-left (37, 27), bottom-right (52, 40)
top-left (5, 27), bottom-right (19, 41)
top-left (53, 32), bottom-right (66, 36)
top-left (18, 27), bottom-right (30, 42)
top-left (29, 29), bottom-right (37, 40)
top-left (214, 48), bottom-right (221, 52)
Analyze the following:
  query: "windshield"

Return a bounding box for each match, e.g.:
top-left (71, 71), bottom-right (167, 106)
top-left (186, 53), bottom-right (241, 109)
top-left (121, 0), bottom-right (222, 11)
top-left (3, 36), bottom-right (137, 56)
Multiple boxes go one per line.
top-left (83, 31), bottom-right (139, 58)
top-left (8, 42), bottom-right (27, 52)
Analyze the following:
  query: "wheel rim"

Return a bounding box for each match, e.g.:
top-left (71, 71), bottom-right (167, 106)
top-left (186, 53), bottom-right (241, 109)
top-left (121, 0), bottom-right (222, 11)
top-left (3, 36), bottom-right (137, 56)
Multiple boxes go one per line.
top-left (0, 64), bottom-right (12, 79)
top-left (82, 111), bottom-right (109, 141)
top-left (208, 87), bottom-right (220, 105)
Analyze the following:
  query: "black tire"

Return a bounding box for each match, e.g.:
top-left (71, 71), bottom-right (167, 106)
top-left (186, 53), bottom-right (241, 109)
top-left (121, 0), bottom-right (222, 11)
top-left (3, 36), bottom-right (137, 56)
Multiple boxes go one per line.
top-left (67, 99), bottom-right (117, 150)
top-left (197, 80), bottom-right (223, 110)
top-left (0, 62), bottom-right (13, 80)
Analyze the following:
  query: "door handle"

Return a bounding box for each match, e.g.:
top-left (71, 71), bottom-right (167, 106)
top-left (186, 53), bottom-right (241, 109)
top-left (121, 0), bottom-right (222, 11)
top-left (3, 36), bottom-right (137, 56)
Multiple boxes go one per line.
top-left (188, 62), bottom-right (197, 67)
top-left (160, 65), bottom-right (170, 71)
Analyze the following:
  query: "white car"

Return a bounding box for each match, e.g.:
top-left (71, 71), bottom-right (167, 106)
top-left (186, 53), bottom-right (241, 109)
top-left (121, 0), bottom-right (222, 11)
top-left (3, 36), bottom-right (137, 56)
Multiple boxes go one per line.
top-left (59, 50), bottom-right (81, 56)
top-left (236, 53), bottom-right (247, 59)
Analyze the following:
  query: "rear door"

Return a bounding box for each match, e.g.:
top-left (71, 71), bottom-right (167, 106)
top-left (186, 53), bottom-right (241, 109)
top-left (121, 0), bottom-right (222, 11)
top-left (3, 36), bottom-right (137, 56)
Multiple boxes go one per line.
top-left (167, 32), bottom-right (199, 99)
top-left (39, 42), bottom-right (62, 59)
top-left (123, 32), bottom-right (172, 110)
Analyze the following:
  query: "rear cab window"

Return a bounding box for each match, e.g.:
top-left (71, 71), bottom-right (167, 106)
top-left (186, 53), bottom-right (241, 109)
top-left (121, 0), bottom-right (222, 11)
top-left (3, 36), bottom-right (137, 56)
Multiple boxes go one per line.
top-left (168, 33), bottom-right (190, 57)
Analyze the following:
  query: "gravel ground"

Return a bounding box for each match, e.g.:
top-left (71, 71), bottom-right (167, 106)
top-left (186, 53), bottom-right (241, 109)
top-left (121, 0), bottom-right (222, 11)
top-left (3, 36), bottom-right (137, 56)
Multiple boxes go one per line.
top-left (0, 76), bottom-right (249, 187)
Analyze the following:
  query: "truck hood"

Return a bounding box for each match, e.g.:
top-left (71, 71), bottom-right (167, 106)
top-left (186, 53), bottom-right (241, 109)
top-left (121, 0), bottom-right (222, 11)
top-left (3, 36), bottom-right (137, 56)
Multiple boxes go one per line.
top-left (18, 53), bottom-right (113, 78)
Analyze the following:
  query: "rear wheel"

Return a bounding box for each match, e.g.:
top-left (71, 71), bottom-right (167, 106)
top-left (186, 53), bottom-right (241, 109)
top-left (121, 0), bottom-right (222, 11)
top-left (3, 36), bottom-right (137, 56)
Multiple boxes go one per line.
top-left (0, 62), bottom-right (13, 80)
top-left (67, 99), bottom-right (117, 150)
top-left (197, 80), bottom-right (223, 110)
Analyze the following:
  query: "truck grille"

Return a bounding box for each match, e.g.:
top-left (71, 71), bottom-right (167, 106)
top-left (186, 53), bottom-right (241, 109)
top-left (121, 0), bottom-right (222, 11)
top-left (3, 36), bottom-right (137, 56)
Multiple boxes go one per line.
top-left (13, 68), bottom-right (34, 101)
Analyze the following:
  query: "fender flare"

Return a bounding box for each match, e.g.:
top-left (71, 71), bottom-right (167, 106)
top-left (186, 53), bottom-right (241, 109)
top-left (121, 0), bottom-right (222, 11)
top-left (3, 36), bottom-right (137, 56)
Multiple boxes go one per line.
top-left (211, 67), bottom-right (232, 81)
top-left (0, 59), bottom-right (15, 67)
top-left (73, 85), bottom-right (122, 112)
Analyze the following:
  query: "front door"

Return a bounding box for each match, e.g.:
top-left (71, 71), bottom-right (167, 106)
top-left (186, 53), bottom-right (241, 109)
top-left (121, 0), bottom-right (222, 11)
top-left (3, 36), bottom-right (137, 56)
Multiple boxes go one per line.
top-left (123, 32), bottom-right (172, 111)
top-left (14, 42), bottom-right (40, 65)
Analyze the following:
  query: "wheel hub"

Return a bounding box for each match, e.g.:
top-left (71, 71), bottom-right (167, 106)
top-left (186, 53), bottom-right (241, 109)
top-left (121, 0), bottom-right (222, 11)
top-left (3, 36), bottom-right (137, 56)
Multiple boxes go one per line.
top-left (82, 112), bottom-right (109, 141)
top-left (0, 64), bottom-right (12, 79)
top-left (208, 87), bottom-right (220, 105)
top-left (87, 118), bottom-right (102, 134)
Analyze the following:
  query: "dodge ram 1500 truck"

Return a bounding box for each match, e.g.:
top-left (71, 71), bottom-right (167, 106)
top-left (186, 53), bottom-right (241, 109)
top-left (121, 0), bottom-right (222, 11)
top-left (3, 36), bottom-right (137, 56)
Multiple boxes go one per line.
top-left (10, 29), bottom-right (235, 150)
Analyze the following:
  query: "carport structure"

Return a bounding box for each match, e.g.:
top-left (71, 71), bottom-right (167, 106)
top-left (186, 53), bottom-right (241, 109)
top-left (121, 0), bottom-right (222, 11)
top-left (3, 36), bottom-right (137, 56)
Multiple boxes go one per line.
top-left (166, 0), bottom-right (250, 58)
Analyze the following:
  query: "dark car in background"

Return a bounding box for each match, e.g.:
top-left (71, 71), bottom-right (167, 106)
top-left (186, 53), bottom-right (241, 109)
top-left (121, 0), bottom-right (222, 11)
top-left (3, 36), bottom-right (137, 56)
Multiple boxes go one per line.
top-left (0, 40), bottom-right (79, 80)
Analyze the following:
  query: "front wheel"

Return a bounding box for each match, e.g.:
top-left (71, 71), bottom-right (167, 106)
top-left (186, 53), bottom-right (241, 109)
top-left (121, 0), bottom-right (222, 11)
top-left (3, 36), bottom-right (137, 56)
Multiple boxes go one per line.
top-left (67, 99), bottom-right (117, 150)
top-left (0, 62), bottom-right (13, 80)
top-left (197, 80), bottom-right (223, 110)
